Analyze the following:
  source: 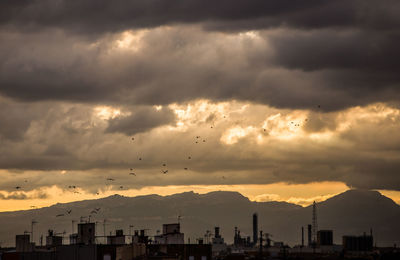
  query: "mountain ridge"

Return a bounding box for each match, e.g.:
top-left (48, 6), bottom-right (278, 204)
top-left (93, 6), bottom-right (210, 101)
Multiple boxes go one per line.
top-left (0, 189), bottom-right (398, 247)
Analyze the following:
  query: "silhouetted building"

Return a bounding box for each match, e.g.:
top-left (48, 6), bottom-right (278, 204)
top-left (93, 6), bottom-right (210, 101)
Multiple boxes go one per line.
top-left (116, 243), bottom-right (146, 260)
top-left (16, 234), bottom-right (35, 252)
top-left (147, 244), bottom-right (212, 260)
top-left (211, 226), bottom-right (227, 256)
top-left (107, 229), bottom-right (125, 245)
top-left (252, 213), bottom-right (258, 246)
top-left (154, 223), bottom-right (184, 244)
top-left (233, 227), bottom-right (250, 247)
top-left (132, 229), bottom-right (149, 244)
top-left (317, 230), bottom-right (333, 246)
top-left (69, 233), bottom-right (78, 245)
top-left (46, 229), bottom-right (63, 247)
top-left (343, 234), bottom-right (373, 251)
top-left (77, 222), bottom-right (95, 245)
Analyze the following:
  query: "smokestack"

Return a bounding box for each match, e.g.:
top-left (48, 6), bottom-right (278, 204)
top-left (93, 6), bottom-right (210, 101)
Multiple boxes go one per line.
top-left (307, 224), bottom-right (312, 246)
top-left (253, 213), bottom-right (258, 245)
top-left (215, 227), bottom-right (220, 238)
top-left (302, 226), bottom-right (304, 247)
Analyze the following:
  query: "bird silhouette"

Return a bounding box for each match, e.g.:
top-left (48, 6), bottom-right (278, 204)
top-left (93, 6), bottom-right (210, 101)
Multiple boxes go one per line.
top-left (15, 186), bottom-right (21, 189)
top-left (162, 163), bottom-right (166, 167)
top-left (162, 170), bottom-right (168, 174)
top-left (67, 210), bottom-right (72, 214)
top-left (129, 172), bottom-right (136, 176)
top-left (56, 214), bottom-right (64, 217)
top-left (106, 178), bottom-right (115, 181)
top-left (184, 168), bottom-right (188, 170)
top-left (119, 186), bottom-right (124, 189)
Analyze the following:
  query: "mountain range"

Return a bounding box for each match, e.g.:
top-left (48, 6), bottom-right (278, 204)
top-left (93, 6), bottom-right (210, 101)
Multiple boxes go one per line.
top-left (0, 189), bottom-right (399, 247)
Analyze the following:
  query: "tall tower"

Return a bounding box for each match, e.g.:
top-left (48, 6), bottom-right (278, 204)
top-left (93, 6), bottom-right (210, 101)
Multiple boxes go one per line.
top-left (253, 213), bottom-right (258, 246)
top-left (312, 201), bottom-right (318, 246)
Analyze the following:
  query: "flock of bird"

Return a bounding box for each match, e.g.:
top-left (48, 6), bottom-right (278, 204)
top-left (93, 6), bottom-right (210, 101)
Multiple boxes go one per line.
top-left (11, 106), bottom-right (320, 218)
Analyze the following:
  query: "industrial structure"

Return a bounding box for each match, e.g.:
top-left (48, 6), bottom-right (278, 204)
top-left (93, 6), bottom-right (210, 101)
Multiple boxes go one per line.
top-left (0, 209), bottom-right (397, 260)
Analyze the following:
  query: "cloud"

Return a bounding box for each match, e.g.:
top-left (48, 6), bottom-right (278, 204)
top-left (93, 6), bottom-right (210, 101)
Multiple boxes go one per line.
top-left (0, 191), bottom-right (48, 200)
top-left (106, 106), bottom-right (176, 135)
top-left (1, 0), bottom-right (399, 34)
top-left (0, 99), bottom-right (399, 192)
top-left (1, 26), bottom-right (400, 112)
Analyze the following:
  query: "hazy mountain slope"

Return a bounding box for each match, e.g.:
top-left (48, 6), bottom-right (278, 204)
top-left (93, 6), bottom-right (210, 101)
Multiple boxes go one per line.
top-left (0, 190), bottom-right (398, 247)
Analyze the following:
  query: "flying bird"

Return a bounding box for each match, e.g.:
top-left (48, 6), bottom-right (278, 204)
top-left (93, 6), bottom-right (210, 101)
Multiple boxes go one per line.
top-left (139, 157), bottom-right (142, 161)
top-left (91, 210), bottom-right (97, 214)
top-left (67, 210), bottom-right (72, 214)
top-left (184, 168), bottom-right (188, 170)
top-left (162, 170), bottom-right (168, 174)
top-left (56, 214), bottom-right (64, 217)
top-left (15, 186), bottom-right (21, 190)
top-left (129, 172), bottom-right (136, 176)
top-left (95, 208), bottom-right (101, 211)
top-left (119, 186), bottom-right (124, 189)
top-left (106, 178), bottom-right (115, 181)
top-left (162, 163), bottom-right (166, 167)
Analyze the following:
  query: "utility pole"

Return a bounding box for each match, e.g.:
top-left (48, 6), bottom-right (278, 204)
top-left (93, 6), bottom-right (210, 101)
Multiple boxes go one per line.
top-left (259, 230), bottom-right (263, 259)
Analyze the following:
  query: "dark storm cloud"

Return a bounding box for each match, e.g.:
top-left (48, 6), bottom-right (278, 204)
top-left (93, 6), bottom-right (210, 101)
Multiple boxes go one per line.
top-left (1, 26), bottom-right (400, 112)
top-left (1, 0), bottom-right (399, 34)
top-left (106, 107), bottom-right (176, 135)
top-left (0, 97), bottom-right (44, 140)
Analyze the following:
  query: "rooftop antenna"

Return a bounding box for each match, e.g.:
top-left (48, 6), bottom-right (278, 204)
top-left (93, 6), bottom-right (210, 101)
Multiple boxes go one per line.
top-left (312, 201), bottom-right (318, 247)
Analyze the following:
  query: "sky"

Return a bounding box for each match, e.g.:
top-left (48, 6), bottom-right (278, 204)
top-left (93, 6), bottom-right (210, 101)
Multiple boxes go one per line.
top-left (1, 0), bottom-right (400, 211)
